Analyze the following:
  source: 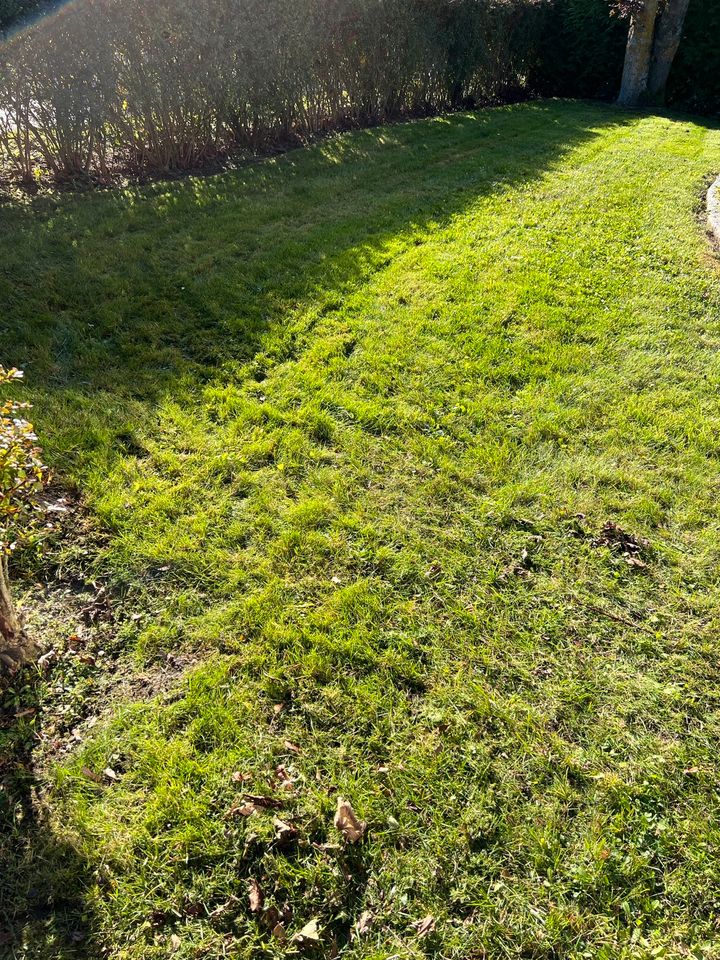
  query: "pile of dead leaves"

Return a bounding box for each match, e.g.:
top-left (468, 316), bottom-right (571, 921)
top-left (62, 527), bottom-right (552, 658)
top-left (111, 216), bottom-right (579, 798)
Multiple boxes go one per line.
top-left (225, 775), bottom-right (369, 948)
top-left (592, 521), bottom-right (650, 569)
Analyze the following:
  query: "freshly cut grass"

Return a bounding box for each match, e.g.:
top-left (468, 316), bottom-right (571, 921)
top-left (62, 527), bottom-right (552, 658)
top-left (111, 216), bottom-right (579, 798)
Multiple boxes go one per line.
top-left (2, 101), bottom-right (720, 959)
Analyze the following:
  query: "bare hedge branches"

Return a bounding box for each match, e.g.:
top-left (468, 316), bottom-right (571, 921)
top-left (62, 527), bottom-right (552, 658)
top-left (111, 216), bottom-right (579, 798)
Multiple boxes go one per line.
top-left (0, 0), bottom-right (549, 182)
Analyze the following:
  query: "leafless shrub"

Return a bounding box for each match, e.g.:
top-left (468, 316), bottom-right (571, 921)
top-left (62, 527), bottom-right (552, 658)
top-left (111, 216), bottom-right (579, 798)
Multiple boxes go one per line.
top-left (0, 0), bottom-right (550, 183)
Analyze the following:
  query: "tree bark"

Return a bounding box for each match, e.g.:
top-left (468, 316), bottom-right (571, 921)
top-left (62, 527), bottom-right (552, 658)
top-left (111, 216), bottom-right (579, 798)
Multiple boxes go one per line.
top-left (0, 555), bottom-right (34, 670)
top-left (647, 0), bottom-right (691, 104)
top-left (617, 0), bottom-right (661, 108)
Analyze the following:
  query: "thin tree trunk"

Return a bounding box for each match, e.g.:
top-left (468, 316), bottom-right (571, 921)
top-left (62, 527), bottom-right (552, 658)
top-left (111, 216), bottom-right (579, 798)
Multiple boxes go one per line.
top-left (647, 0), bottom-right (691, 104)
top-left (0, 555), bottom-right (33, 670)
top-left (617, 0), bottom-right (660, 108)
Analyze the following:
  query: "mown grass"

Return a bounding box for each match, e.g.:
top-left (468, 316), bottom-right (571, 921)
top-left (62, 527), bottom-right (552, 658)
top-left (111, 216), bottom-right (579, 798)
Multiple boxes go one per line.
top-left (2, 100), bottom-right (720, 959)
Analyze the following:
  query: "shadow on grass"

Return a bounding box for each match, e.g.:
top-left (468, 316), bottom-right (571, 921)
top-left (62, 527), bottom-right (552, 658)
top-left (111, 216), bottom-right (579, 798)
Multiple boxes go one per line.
top-left (1, 675), bottom-right (96, 958)
top-left (0, 100), bottom-right (639, 955)
top-left (0, 102), bottom-right (635, 450)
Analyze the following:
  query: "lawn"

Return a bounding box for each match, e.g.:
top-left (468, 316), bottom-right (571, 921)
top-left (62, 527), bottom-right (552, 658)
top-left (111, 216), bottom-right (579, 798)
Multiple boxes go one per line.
top-left (2, 100), bottom-right (720, 959)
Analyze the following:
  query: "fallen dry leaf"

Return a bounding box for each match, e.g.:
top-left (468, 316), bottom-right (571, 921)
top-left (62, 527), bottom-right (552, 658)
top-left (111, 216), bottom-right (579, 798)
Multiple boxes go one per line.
top-left (273, 765), bottom-right (299, 794)
top-left (243, 793), bottom-right (282, 809)
top-left (261, 905), bottom-right (281, 929)
top-left (273, 816), bottom-right (298, 846)
top-left (283, 740), bottom-right (302, 755)
top-left (356, 910), bottom-right (373, 936)
top-left (624, 555), bottom-right (647, 569)
top-left (103, 767), bottom-right (118, 782)
top-left (45, 498), bottom-right (70, 514)
top-left (413, 915), bottom-right (436, 938)
top-left (231, 771), bottom-right (250, 783)
top-left (227, 802), bottom-right (259, 818)
top-left (81, 766), bottom-right (103, 784)
top-left (334, 797), bottom-right (366, 843)
top-left (292, 918), bottom-right (321, 945)
top-left (38, 649), bottom-right (57, 670)
top-left (169, 933), bottom-right (182, 952)
top-left (499, 561), bottom-right (531, 581)
top-left (248, 879), bottom-right (264, 913)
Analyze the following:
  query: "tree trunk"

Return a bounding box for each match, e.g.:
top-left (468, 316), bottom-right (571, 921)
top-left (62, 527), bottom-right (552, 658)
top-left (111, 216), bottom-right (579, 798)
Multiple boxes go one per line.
top-left (0, 555), bottom-right (33, 671)
top-left (647, 0), bottom-right (691, 104)
top-left (617, 0), bottom-right (661, 108)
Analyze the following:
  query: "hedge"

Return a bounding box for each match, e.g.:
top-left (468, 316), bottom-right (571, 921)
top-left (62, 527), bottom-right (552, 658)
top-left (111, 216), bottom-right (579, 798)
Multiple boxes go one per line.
top-left (0, 0), bottom-right (716, 185)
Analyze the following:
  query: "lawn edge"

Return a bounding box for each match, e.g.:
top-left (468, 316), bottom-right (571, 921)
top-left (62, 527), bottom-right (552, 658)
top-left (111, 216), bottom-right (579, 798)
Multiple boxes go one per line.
top-left (708, 174), bottom-right (720, 244)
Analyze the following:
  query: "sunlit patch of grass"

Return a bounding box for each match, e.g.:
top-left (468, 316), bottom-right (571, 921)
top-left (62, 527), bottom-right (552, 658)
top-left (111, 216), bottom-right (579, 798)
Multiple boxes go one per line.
top-left (2, 101), bottom-right (720, 958)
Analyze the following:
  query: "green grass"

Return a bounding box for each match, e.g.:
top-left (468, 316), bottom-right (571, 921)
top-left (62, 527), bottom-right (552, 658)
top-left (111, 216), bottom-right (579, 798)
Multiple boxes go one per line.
top-left (2, 100), bottom-right (720, 959)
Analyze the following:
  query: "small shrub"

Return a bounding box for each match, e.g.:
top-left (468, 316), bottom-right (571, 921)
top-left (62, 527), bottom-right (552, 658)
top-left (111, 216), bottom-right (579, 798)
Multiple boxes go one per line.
top-left (0, 367), bottom-right (48, 666)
